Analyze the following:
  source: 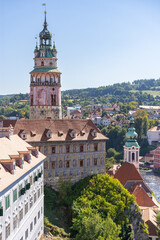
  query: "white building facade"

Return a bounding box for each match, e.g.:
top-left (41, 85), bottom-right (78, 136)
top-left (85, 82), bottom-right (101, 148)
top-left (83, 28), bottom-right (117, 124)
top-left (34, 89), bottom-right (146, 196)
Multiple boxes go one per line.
top-left (147, 125), bottom-right (160, 145)
top-left (0, 135), bottom-right (45, 240)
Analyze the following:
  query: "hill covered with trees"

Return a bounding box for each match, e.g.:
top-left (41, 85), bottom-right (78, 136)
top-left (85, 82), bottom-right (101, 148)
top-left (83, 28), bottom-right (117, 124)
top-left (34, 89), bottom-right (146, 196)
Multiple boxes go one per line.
top-left (62, 78), bottom-right (160, 107)
top-left (1, 78), bottom-right (160, 118)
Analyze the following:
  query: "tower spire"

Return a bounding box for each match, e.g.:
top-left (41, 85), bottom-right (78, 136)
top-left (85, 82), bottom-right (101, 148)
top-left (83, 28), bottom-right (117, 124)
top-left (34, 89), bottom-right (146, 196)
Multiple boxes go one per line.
top-left (123, 117), bottom-right (140, 170)
top-left (43, 10), bottom-right (47, 29)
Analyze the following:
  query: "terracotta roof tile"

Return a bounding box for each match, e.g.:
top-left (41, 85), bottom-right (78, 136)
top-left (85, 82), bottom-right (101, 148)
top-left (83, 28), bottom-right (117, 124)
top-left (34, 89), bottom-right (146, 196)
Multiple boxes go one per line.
top-left (12, 119), bottom-right (108, 142)
top-left (131, 185), bottom-right (157, 207)
top-left (114, 162), bottom-right (143, 186)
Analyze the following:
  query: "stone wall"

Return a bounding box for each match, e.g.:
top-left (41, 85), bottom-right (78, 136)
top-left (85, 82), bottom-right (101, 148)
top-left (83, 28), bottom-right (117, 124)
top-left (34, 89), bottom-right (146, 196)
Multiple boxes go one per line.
top-left (30, 106), bottom-right (62, 120)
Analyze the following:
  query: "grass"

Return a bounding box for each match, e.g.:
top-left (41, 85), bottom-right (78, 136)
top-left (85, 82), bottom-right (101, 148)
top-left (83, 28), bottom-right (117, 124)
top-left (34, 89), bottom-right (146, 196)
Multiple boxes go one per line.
top-left (130, 90), bottom-right (160, 97)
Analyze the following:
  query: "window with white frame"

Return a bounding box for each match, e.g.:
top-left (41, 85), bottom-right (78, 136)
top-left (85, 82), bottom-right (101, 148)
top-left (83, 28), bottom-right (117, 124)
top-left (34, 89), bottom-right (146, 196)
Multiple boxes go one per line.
top-left (13, 215), bottom-right (18, 229)
top-left (25, 229), bottom-right (28, 239)
top-left (6, 223), bottom-right (10, 239)
top-left (34, 216), bottom-right (37, 225)
top-left (5, 195), bottom-right (10, 210)
top-left (25, 203), bottom-right (28, 215)
top-left (13, 189), bottom-right (17, 202)
top-left (19, 209), bottom-right (23, 222)
top-left (30, 222), bottom-right (33, 232)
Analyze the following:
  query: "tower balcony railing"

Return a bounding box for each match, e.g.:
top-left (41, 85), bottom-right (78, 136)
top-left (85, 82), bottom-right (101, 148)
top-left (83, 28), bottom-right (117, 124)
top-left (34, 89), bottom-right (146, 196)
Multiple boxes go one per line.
top-left (30, 81), bottom-right (61, 87)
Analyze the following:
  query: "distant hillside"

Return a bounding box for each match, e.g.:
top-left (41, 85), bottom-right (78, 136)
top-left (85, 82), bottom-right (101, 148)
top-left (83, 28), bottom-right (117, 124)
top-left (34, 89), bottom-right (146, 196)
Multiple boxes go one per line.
top-left (62, 78), bottom-right (160, 98)
top-left (1, 78), bottom-right (160, 114)
top-left (0, 94), bottom-right (14, 99)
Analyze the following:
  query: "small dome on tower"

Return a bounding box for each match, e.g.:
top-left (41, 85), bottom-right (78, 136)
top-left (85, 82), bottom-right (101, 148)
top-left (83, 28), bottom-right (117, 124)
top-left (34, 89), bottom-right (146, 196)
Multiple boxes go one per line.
top-left (125, 117), bottom-right (138, 140)
top-left (126, 128), bottom-right (138, 140)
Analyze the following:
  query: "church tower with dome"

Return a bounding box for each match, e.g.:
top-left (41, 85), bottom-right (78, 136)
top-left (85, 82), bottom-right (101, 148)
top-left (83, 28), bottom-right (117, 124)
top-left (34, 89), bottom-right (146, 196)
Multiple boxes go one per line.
top-left (124, 117), bottom-right (140, 170)
top-left (29, 11), bottom-right (62, 119)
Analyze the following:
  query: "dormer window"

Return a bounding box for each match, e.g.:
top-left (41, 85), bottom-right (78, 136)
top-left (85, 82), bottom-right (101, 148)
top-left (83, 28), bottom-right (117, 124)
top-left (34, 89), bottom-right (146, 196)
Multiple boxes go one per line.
top-left (20, 131), bottom-right (27, 140)
top-left (58, 131), bottom-right (63, 137)
top-left (91, 129), bottom-right (97, 138)
top-left (70, 130), bottom-right (76, 138)
top-left (46, 129), bottom-right (52, 139)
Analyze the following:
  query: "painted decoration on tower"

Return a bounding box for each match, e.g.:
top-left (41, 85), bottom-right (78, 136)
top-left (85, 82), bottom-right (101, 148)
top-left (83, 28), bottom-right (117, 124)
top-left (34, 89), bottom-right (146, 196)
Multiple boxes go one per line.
top-left (37, 88), bottom-right (47, 106)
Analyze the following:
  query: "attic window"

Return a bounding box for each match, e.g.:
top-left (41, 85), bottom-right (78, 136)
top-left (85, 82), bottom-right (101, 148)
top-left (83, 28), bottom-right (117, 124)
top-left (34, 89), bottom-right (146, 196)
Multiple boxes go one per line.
top-left (46, 130), bottom-right (52, 139)
top-left (58, 131), bottom-right (63, 136)
top-left (31, 131), bottom-right (36, 137)
top-left (91, 129), bottom-right (97, 138)
top-left (70, 130), bottom-right (76, 138)
top-left (20, 131), bottom-right (27, 140)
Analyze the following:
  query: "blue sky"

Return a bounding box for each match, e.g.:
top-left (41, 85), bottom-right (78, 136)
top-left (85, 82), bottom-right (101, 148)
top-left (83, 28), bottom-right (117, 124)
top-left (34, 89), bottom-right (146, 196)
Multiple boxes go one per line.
top-left (1, 0), bottom-right (160, 94)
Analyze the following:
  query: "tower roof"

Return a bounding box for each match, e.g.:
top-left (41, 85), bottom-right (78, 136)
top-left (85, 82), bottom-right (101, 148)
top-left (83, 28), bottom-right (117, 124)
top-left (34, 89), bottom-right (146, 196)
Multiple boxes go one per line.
top-left (39, 11), bottom-right (52, 41)
top-left (125, 117), bottom-right (139, 147)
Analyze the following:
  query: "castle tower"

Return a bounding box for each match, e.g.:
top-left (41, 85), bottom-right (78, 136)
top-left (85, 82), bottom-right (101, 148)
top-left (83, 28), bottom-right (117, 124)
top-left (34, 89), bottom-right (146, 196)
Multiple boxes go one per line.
top-left (29, 11), bottom-right (62, 119)
top-left (124, 117), bottom-right (140, 170)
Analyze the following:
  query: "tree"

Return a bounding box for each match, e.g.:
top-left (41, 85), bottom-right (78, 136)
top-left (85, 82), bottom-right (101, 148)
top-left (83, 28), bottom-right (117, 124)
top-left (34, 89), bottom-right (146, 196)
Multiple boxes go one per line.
top-left (74, 213), bottom-right (121, 240)
top-left (135, 109), bottom-right (148, 118)
top-left (156, 211), bottom-right (160, 238)
top-left (143, 116), bottom-right (149, 135)
top-left (72, 174), bottom-right (140, 239)
top-left (107, 148), bottom-right (117, 158)
top-left (134, 117), bottom-right (143, 139)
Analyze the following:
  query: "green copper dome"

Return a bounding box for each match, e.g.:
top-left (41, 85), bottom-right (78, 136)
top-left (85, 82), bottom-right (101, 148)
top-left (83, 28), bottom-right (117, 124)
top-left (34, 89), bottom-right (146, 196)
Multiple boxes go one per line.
top-left (126, 127), bottom-right (138, 140)
top-left (125, 117), bottom-right (139, 148)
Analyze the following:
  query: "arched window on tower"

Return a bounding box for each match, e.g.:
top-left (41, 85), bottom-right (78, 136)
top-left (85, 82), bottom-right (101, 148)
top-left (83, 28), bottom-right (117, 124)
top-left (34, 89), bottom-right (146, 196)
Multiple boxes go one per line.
top-left (132, 153), bottom-right (135, 161)
top-left (41, 61), bottom-right (44, 66)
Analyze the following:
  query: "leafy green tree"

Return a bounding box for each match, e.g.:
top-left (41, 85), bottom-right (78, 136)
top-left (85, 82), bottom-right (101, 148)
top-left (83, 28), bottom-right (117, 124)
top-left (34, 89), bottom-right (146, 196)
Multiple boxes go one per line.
top-left (134, 117), bottom-right (143, 139)
top-left (72, 174), bottom-right (138, 239)
top-left (143, 116), bottom-right (149, 135)
top-left (74, 213), bottom-right (120, 240)
top-left (107, 148), bottom-right (117, 158)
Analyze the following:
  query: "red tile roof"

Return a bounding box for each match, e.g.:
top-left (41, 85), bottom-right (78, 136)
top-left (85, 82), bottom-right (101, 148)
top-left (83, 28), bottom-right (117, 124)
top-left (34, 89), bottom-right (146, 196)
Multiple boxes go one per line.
top-left (114, 162), bottom-right (143, 186)
top-left (131, 185), bottom-right (157, 207)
